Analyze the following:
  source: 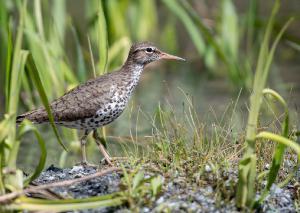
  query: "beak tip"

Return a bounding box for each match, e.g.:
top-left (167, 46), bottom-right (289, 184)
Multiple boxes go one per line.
top-left (160, 52), bottom-right (186, 62)
top-left (175, 57), bottom-right (186, 62)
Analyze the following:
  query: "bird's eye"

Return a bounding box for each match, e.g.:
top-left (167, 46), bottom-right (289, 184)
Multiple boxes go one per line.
top-left (145, 47), bottom-right (154, 53)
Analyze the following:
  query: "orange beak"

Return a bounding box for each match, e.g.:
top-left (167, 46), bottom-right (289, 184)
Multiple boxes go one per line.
top-left (159, 51), bottom-right (186, 61)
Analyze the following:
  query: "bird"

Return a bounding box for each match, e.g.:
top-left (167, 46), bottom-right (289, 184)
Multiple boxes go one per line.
top-left (16, 42), bottom-right (185, 166)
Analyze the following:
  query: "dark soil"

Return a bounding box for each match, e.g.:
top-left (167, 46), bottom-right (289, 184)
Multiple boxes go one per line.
top-left (33, 165), bottom-right (298, 212)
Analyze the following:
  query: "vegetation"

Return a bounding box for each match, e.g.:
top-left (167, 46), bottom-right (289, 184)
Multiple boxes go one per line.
top-left (0, 0), bottom-right (299, 211)
top-left (236, 1), bottom-right (298, 208)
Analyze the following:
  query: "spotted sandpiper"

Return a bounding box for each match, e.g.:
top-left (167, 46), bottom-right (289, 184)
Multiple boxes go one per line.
top-left (17, 42), bottom-right (185, 166)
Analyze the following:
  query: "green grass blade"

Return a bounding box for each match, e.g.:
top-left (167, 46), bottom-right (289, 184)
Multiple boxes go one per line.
top-left (261, 18), bottom-right (294, 83)
top-left (17, 120), bottom-right (47, 186)
top-left (8, 194), bottom-right (125, 211)
top-left (7, 1), bottom-right (27, 115)
top-left (34, 0), bottom-right (45, 38)
top-left (262, 89), bottom-right (288, 111)
top-left (180, 0), bottom-right (244, 83)
top-left (97, 0), bottom-right (108, 75)
top-left (220, 0), bottom-right (239, 59)
top-left (21, 74), bottom-right (35, 109)
top-left (60, 60), bottom-right (79, 85)
top-left (256, 89), bottom-right (290, 205)
top-left (105, 0), bottom-right (129, 41)
top-left (162, 0), bottom-right (205, 56)
top-left (107, 37), bottom-right (130, 68)
top-left (27, 0), bottom-right (64, 98)
top-left (0, 114), bottom-right (12, 194)
top-left (246, 1), bottom-right (280, 137)
top-left (2, 3), bottom-right (27, 192)
top-left (0, 115), bottom-right (12, 144)
top-left (52, 0), bottom-right (66, 40)
top-left (7, 50), bottom-right (29, 169)
top-left (255, 19), bottom-right (293, 202)
top-left (25, 54), bottom-right (68, 151)
top-left (287, 40), bottom-right (300, 51)
top-left (256, 132), bottom-right (300, 158)
top-left (4, 48), bottom-right (28, 191)
top-left (21, 192), bottom-right (121, 203)
top-left (70, 25), bottom-right (87, 82)
top-left (236, 0), bottom-right (281, 208)
top-left (134, 0), bottom-right (158, 41)
top-left (132, 171), bottom-right (144, 191)
top-left (4, 22), bottom-right (13, 111)
top-left (179, 0), bottom-right (226, 62)
top-left (245, 0), bottom-right (257, 57)
top-left (251, 2), bottom-right (280, 94)
top-left (219, 0), bottom-right (241, 83)
top-left (0, 143), bottom-right (5, 194)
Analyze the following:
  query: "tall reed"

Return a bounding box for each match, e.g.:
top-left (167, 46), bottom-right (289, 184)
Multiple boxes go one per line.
top-left (236, 0), bottom-right (299, 208)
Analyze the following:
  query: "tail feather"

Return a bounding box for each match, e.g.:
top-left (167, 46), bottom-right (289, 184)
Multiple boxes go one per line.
top-left (16, 108), bottom-right (48, 124)
top-left (16, 114), bottom-right (27, 124)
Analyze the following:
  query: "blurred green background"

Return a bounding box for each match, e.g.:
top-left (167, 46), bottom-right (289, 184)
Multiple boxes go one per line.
top-left (0, 0), bottom-right (299, 171)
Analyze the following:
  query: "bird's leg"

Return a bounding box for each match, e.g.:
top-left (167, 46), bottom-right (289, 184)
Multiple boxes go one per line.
top-left (79, 130), bottom-right (94, 167)
top-left (93, 130), bottom-right (113, 166)
top-left (99, 134), bottom-right (108, 148)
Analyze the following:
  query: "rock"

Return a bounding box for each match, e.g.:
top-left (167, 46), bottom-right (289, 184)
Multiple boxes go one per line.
top-left (69, 165), bottom-right (83, 174)
top-left (34, 165), bottom-right (122, 213)
top-left (32, 165), bottom-right (297, 212)
top-left (205, 165), bottom-right (212, 173)
top-left (46, 164), bottom-right (63, 172)
top-left (156, 196), bottom-right (164, 205)
top-left (261, 184), bottom-right (296, 212)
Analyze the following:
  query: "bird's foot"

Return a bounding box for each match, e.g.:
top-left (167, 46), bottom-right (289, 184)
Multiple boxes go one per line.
top-left (100, 156), bottom-right (113, 167)
top-left (100, 157), bottom-right (128, 166)
top-left (76, 161), bottom-right (98, 168)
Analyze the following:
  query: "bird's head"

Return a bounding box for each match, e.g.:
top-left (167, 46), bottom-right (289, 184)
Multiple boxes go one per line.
top-left (126, 42), bottom-right (185, 66)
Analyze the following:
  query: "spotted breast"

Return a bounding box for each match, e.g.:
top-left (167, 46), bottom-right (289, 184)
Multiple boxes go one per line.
top-left (54, 64), bottom-right (143, 130)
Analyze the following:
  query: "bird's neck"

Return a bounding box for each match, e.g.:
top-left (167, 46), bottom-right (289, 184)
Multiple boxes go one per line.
top-left (118, 61), bottom-right (145, 99)
top-left (123, 61), bottom-right (144, 85)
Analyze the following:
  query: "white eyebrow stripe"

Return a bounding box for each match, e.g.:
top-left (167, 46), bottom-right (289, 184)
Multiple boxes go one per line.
top-left (133, 46), bottom-right (156, 54)
top-left (138, 46), bottom-right (155, 51)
